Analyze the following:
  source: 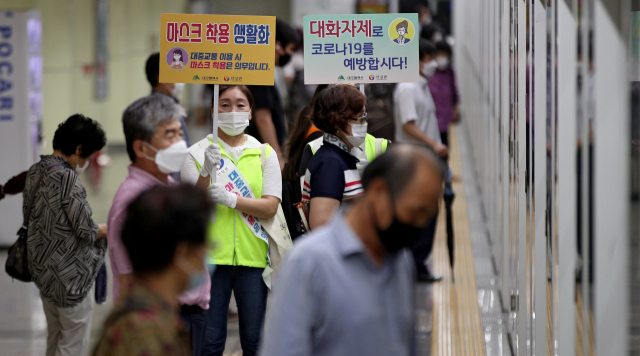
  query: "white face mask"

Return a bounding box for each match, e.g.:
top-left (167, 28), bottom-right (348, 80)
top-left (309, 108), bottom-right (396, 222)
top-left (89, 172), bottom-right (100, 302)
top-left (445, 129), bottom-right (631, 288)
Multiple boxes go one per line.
top-left (75, 159), bottom-right (89, 175)
top-left (421, 60), bottom-right (438, 78)
top-left (169, 83), bottom-right (185, 98)
top-left (218, 112), bottom-right (250, 136)
top-left (436, 56), bottom-right (450, 70)
top-left (345, 122), bottom-right (368, 148)
top-left (144, 140), bottom-right (189, 174)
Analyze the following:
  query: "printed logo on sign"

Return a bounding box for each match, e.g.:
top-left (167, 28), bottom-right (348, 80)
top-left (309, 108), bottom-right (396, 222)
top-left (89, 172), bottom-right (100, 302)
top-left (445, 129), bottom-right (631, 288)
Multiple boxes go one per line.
top-left (388, 18), bottom-right (415, 45)
top-left (369, 75), bottom-right (375, 80)
top-left (167, 47), bottom-right (189, 70)
top-left (338, 75), bottom-right (345, 81)
top-left (218, 159), bottom-right (225, 170)
top-left (193, 75), bottom-right (200, 80)
top-left (224, 76), bottom-right (230, 81)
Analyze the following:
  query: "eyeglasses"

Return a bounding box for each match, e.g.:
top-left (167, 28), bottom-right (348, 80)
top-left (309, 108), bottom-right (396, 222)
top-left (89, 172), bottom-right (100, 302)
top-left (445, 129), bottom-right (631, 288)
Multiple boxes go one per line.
top-left (350, 111), bottom-right (368, 124)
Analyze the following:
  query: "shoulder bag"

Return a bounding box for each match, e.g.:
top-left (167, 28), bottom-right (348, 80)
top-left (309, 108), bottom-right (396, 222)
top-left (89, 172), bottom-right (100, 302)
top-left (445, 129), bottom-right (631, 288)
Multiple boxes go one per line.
top-left (5, 163), bottom-right (62, 282)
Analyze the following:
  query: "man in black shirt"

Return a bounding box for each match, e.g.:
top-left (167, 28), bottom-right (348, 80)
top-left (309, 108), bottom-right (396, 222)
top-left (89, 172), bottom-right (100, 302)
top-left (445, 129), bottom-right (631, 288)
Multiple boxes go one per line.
top-left (248, 19), bottom-right (299, 170)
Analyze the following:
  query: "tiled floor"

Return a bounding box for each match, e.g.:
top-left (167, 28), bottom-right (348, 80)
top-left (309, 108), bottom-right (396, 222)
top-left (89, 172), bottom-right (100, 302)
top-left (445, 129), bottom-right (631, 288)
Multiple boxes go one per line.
top-left (458, 123), bottom-right (511, 356)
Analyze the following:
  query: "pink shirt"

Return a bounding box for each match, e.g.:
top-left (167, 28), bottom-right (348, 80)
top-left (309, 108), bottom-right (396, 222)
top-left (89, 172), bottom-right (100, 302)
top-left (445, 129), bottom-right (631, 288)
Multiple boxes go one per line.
top-left (107, 165), bottom-right (211, 309)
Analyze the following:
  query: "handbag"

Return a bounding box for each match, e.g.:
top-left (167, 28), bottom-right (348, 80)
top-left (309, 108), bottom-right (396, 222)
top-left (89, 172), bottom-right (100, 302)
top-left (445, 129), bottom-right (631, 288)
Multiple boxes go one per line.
top-left (5, 163), bottom-right (62, 282)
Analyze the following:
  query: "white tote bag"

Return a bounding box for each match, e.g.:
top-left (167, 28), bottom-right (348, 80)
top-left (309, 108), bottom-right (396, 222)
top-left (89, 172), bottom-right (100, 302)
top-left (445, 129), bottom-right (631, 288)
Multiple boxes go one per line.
top-left (258, 144), bottom-right (293, 289)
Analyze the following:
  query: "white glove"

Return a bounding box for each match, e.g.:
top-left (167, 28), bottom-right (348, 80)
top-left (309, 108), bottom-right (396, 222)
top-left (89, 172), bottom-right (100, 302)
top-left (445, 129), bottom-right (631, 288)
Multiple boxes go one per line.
top-left (207, 183), bottom-right (238, 209)
top-left (201, 143), bottom-right (221, 177)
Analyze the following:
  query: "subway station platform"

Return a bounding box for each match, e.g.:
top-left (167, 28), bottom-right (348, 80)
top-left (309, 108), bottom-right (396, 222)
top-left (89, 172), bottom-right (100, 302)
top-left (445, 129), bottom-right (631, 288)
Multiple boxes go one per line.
top-left (0, 124), bottom-right (508, 356)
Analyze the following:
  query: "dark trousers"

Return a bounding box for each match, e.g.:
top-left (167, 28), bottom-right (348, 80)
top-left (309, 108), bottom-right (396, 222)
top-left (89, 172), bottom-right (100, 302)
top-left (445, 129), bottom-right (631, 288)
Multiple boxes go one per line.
top-left (181, 305), bottom-right (207, 356)
top-left (412, 212), bottom-right (439, 275)
top-left (203, 265), bottom-right (268, 356)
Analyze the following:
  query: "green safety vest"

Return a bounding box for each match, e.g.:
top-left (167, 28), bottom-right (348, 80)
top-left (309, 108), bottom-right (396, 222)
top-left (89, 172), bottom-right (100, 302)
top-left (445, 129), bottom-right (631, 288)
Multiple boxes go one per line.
top-left (309, 133), bottom-right (389, 163)
top-left (192, 137), bottom-right (273, 267)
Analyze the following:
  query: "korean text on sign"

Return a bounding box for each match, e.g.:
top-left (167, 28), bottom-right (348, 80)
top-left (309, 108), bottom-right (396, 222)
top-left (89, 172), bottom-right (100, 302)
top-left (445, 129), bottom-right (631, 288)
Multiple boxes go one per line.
top-left (303, 14), bottom-right (419, 84)
top-left (160, 14), bottom-right (276, 85)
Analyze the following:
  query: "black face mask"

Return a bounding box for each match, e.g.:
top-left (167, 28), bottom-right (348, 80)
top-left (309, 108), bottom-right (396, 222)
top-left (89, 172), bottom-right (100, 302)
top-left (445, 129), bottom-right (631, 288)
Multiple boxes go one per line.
top-left (279, 53), bottom-right (292, 67)
top-left (377, 214), bottom-right (424, 253)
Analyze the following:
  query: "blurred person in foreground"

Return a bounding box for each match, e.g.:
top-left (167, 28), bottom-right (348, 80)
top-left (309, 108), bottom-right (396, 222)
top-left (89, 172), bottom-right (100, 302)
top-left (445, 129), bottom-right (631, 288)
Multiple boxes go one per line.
top-left (93, 185), bottom-right (213, 356)
top-left (108, 95), bottom-right (211, 355)
top-left (25, 114), bottom-right (108, 356)
top-left (259, 144), bottom-right (445, 356)
top-left (428, 41), bottom-right (460, 146)
top-left (247, 19), bottom-right (300, 170)
top-left (394, 38), bottom-right (446, 283)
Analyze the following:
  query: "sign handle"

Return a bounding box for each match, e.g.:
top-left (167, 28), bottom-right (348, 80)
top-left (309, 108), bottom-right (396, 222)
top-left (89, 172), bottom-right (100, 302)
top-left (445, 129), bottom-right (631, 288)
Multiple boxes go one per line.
top-left (211, 84), bottom-right (219, 222)
top-left (359, 83), bottom-right (364, 94)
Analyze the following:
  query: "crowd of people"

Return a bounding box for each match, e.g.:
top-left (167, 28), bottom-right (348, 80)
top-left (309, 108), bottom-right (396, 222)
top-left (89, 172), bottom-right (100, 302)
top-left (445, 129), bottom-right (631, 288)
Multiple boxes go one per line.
top-left (2, 12), bottom-right (459, 356)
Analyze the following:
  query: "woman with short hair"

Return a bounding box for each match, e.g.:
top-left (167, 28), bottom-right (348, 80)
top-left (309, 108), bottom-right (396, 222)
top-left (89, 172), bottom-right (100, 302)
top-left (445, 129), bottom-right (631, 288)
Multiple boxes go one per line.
top-left (25, 113), bottom-right (108, 356)
top-left (302, 84), bottom-right (368, 229)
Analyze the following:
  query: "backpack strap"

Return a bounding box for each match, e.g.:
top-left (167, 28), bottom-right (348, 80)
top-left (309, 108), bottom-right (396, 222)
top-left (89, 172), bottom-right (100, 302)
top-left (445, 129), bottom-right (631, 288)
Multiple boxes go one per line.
top-left (23, 163), bottom-right (64, 229)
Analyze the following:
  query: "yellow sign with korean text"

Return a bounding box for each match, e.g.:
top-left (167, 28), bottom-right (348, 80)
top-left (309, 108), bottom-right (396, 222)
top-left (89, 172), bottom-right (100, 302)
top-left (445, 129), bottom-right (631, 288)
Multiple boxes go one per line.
top-left (159, 14), bottom-right (275, 85)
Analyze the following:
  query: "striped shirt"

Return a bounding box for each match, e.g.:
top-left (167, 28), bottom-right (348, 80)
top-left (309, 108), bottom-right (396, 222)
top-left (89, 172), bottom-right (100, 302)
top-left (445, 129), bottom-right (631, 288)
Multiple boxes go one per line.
top-left (302, 134), bottom-right (363, 204)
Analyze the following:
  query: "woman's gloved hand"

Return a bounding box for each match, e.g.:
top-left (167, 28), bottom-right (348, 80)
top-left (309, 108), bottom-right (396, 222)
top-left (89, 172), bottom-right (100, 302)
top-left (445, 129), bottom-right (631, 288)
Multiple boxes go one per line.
top-left (207, 183), bottom-right (238, 209)
top-left (200, 143), bottom-right (221, 178)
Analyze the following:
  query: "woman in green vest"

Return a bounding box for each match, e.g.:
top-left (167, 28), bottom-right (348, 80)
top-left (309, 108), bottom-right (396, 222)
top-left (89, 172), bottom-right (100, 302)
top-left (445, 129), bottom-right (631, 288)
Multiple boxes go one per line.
top-left (180, 85), bottom-right (282, 356)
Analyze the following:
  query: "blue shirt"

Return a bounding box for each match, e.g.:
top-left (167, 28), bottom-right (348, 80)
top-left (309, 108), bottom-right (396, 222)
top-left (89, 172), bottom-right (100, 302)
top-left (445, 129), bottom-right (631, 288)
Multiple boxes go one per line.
top-left (259, 215), bottom-right (416, 356)
top-left (302, 133), bottom-right (363, 203)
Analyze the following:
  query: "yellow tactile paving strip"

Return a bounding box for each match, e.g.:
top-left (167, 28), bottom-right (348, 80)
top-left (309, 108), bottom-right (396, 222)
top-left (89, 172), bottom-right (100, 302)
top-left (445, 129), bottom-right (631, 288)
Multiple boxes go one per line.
top-left (432, 126), bottom-right (487, 356)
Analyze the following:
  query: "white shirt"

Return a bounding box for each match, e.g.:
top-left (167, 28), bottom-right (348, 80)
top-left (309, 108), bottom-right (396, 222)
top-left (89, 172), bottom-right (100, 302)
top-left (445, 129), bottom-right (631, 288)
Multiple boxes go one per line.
top-left (181, 134), bottom-right (282, 201)
top-left (393, 77), bottom-right (442, 145)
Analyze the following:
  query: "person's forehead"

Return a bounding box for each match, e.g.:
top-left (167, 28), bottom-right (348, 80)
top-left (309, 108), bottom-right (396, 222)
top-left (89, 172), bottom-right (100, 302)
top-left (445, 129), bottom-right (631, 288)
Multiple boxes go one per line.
top-left (156, 119), bottom-right (181, 133)
top-left (220, 88), bottom-right (247, 100)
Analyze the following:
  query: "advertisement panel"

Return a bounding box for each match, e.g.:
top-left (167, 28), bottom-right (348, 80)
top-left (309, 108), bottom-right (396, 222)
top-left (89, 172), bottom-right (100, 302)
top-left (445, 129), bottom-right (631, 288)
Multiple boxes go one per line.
top-left (303, 13), bottom-right (419, 84)
top-left (159, 14), bottom-right (275, 85)
top-left (0, 11), bottom-right (42, 245)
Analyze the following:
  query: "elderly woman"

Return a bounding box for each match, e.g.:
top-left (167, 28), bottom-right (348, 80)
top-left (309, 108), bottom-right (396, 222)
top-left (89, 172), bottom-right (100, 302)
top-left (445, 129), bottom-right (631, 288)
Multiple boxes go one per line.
top-left (24, 114), bottom-right (107, 356)
top-left (302, 84), bottom-right (368, 229)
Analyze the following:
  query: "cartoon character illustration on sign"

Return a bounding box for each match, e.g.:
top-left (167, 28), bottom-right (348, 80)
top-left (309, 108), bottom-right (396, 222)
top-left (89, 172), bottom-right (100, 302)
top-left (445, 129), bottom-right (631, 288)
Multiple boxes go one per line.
top-left (394, 20), bottom-right (410, 45)
top-left (170, 49), bottom-right (186, 69)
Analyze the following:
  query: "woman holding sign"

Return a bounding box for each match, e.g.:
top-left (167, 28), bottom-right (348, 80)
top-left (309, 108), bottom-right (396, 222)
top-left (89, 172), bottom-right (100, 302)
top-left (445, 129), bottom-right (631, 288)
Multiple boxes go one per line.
top-left (180, 85), bottom-right (282, 356)
top-left (301, 84), bottom-right (368, 229)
